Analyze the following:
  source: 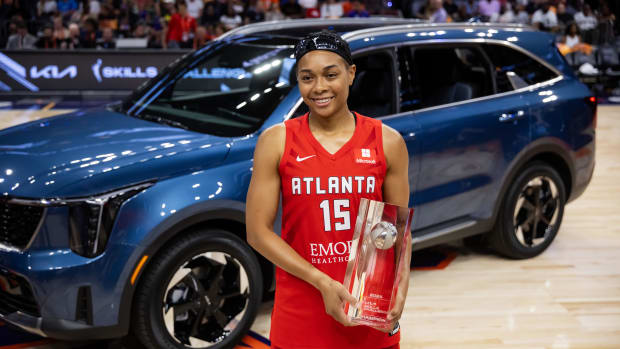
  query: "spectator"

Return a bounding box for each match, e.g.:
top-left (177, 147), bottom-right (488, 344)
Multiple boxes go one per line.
top-left (514, 3), bottom-right (529, 24)
top-left (133, 20), bottom-right (149, 37)
top-left (38, 0), bottom-right (57, 17)
top-left (532, 2), bottom-right (558, 32)
top-left (66, 22), bottom-right (81, 48)
top-left (185, 0), bottom-right (203, 19)
top-left (230, 0), bottom-right (245, 15)
top-left (98, 3), bottom-right (118, 30)
top-left (200, 0), bottom-right (222, 26)
top-left (574, 4), bottom-right (597, 43)
top-left (564, 22), bottom-right (585, 49)
top-left (89, 0), bottom-right (101, 16)
top-left (245, 0), bottom-right (266, 23)
top-left (298, 0), bottom-right (317, 11)
top-left (264, 1), bottom-right (284, 21)
top-left (461, 0), bottom-right (478, 18)
top-left (164, 2), bottom-right (196, 48)
top-left (220, 4), bottom-right (241, 30)
top-left (281, 0), bottom-right (302, 18)
top-left (556, 2), bottom-right (573, 30)
top-left (192, 24), bottom-right (210, 48)
top-left (557, 22), bottom-right (592, 56)
top-left (598, 3), bottom-right (616, 45)
top-left (491, 2), bottom-right (514, 23)
top-left (320, 0), bottom-right (343, 18)
top-left (35, 24), bottom-right (56, 48)
top-left (442, 0), bottom-right (457, 18)
top-left (345, 0), bottom-right (368, 17)
top-left (81, 17), bottom-right (99, 47)
top-left (424, 0), bottom-right (447, 22)
top-left (478, 0), bottom-right (500, 20)
top-left (6, 19), bottom-right (36, 48)
top-left (97, 26), bottom-right (115, 48)
top-left (57, 0), bottom-right (79, 15)
top-left (52, 15), bottom-right (69, 41)
top-left (118, 14), bottom-right (132, 37)
top-left (214, 21), bottom-right (225, 36)
top-left (147, 27), bottom-right (163, 47)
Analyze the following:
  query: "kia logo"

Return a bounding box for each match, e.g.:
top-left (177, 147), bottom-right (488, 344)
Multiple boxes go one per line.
top-left (30, 65), bottom-right (77, 79)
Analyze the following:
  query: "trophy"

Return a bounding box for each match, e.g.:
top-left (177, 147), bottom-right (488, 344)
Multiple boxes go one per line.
top-left (343, 198), bottom-right (414, 328)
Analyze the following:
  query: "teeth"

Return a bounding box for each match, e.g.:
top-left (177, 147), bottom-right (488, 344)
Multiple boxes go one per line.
top-left (315, 97), bottom-right (332, 103)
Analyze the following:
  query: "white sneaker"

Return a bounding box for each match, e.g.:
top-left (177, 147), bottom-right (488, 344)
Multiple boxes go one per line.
top-left (579, 63), bottom-right (600, 75)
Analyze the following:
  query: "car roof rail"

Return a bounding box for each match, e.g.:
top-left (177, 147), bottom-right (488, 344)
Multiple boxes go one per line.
top-left (217, 18), bottom-right (427, 41)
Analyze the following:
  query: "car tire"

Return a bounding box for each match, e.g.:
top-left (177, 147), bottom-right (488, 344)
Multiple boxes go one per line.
top-left (490, 161), bottom-right (566, 259)
top-left (133, 229), bottom-right (263, 349)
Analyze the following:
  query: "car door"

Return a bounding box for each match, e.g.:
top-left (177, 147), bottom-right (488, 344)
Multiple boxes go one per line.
top-left (399, 43), bottom-right (531, 233)
top-left (348, 48), bottom-right (422, 211)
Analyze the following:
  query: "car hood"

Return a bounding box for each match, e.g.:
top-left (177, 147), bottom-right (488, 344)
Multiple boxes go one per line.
top-left (0, 108), bottom-right (231, 198)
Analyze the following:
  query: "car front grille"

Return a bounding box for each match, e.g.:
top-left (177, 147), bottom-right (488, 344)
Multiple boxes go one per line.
top-left (0, 269), bottom-right (40, 317)
top-left (0, 199), bottom-right (45, 250)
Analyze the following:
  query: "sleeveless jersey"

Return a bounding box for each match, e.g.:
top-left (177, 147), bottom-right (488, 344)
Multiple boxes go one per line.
top-left (271, 112), bottom-right (400, 348)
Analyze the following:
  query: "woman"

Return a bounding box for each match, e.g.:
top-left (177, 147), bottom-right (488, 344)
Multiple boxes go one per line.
top-left (557, 22), bottom-right (593, 56)
top-left (246, 31), bottom-right (411, 348)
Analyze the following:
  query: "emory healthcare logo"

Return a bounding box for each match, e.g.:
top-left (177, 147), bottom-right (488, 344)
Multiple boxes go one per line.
top-left (355, 148), bottom-right (377, 164)
top-left (309, 240), bottom-right (353, 265)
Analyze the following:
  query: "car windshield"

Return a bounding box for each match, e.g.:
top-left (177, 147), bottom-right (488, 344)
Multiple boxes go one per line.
top-left (119, 37), bottom-right (297, 137)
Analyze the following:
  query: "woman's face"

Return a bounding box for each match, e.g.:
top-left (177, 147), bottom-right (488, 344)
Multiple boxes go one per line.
top-left (297, 50), bottom-right (356, 119)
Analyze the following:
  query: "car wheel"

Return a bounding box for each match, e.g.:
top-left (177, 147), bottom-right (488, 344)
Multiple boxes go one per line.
top-left (490, 161), bottom-right (566, 259)
top-left (133, 229), bottom-right (263, 349)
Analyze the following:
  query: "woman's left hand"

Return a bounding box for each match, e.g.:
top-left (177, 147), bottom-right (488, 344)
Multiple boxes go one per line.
top-left (370, 285), bottom-right (406, 333)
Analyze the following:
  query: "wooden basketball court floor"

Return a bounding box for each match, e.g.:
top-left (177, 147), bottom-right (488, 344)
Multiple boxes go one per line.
top-left (0, 106), bottom-right (618, 348)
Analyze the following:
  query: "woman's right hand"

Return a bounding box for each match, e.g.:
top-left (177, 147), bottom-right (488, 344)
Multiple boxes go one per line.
top-left (315, 274), bottom-right (358, 327)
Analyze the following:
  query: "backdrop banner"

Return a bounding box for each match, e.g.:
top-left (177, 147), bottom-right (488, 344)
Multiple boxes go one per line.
top-left (0, 50), bottom-right (189, 92)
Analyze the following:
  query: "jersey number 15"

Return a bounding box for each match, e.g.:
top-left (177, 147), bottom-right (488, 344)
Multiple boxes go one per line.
top-left (319, 199), bottom-right (351, 232)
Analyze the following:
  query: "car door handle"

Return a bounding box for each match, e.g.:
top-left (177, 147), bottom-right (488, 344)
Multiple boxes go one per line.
top-left (499, 110), bottom-right (526, 122)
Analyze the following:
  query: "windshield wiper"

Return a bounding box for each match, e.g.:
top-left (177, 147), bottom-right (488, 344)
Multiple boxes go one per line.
top-left (138, 114), bottom-right (190, 130)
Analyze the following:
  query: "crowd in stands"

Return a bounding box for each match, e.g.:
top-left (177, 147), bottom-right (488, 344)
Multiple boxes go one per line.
top-left (0, 0), bottom-right (617, 51)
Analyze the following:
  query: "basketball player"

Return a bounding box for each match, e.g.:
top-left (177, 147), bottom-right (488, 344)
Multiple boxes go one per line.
top-left (246, 31), bottom-right (411, 348)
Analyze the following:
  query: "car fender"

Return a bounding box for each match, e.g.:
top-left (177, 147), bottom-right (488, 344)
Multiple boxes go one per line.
top-left (490, 136), bottom-right (575, 224)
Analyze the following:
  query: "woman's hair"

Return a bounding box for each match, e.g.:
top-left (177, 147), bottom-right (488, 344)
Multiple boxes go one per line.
top-left (294, 30), bottom-right (353, 66)
top-left (565, 22), bottom-right (579, 36)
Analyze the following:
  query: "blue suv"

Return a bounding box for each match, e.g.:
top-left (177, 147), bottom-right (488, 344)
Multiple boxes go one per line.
top-left (0, 19), bottom-right (595, 349)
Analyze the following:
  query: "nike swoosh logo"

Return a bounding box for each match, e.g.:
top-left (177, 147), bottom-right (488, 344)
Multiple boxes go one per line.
top-left (296, 155), bottom-right (316, 162)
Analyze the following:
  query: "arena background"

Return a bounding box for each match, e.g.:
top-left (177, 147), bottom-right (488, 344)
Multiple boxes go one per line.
top-left (1, 0), bottom-right (619, 347)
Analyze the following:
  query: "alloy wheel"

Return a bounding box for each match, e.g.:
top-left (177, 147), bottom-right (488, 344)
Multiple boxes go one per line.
top-left (162, 252), bottom-right (250, 347)
top-left (513, 176), bottom-right (561, 248)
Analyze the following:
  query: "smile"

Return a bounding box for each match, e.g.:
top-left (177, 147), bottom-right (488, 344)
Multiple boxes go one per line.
top-left (311, 97), bottom-right (335, 106)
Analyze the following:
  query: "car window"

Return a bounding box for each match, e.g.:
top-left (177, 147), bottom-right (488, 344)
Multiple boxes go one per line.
top-left (122, 39), bottom-right (296, 137)
top-left (399, 45), bottom-right (493, 111)
top-left (289, 51), bottom-right (396, 119)
top-left (348, 51), bottom-right (395, 118)
top-left (482, 44), bottom-right (559, 93)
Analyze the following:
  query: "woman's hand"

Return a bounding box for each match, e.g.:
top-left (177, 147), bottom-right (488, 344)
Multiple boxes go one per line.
top-left (315, 274), bottom-right (358, 327)
top-left (370, 285), bottom-right (406, 333)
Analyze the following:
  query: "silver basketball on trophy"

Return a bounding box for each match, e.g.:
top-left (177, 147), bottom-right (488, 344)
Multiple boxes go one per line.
top-left (370, 221), bottom-right (398, 250)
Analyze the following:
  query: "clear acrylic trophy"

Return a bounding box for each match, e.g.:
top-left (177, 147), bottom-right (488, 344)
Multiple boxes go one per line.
top-left (342, 198), bottom-right (414, 328)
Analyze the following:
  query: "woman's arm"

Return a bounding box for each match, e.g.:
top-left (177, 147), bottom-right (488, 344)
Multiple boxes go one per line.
top-left (246, 124), bottom-right (356, 326)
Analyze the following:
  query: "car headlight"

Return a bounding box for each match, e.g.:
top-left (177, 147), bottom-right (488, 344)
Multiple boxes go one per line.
top-left (68, 183), bottom-right (153, 258)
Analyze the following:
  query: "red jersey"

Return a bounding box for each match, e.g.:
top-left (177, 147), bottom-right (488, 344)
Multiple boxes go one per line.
top-left (272, 112), bottom-right (400, 348)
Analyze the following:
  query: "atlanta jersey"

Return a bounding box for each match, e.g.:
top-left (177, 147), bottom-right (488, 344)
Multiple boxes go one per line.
top-left (271, 112), bottom-right (400, 348)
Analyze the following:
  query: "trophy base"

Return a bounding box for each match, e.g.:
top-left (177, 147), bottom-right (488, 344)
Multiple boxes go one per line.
top-left (350, 316), bottom-right (392, 329)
